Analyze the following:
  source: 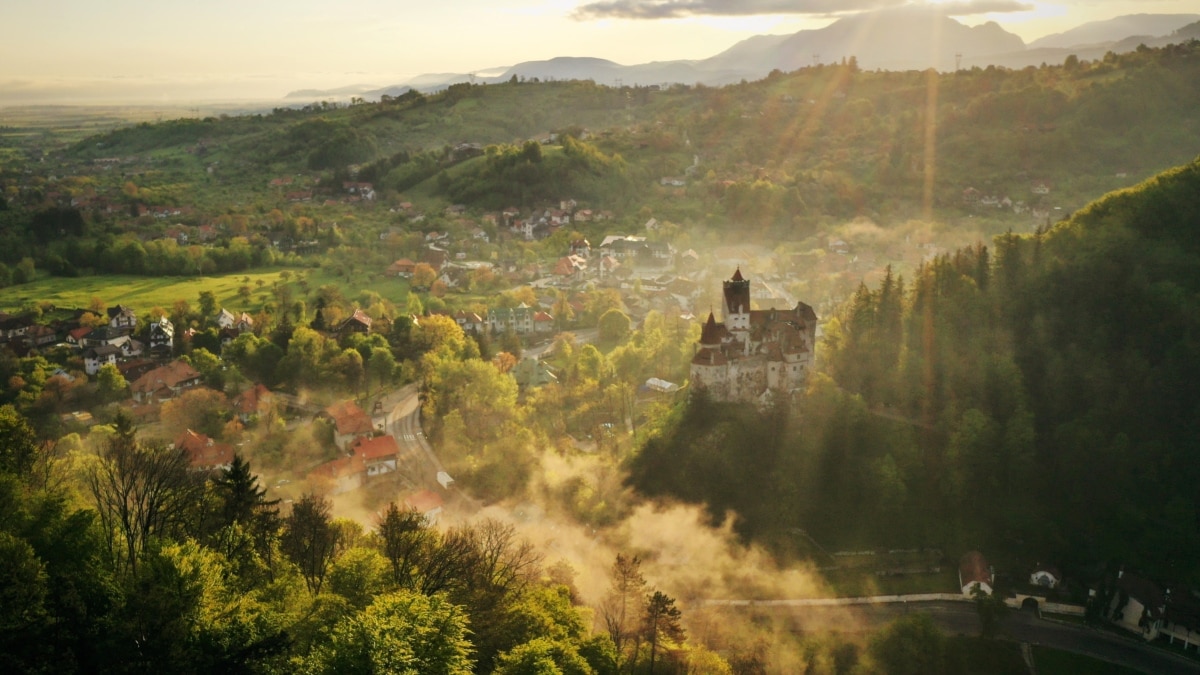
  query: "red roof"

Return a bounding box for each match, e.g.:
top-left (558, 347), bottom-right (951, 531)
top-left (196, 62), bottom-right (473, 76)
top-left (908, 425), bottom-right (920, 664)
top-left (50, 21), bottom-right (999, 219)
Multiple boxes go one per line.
top-left (324, 400), bottom-right (374, 436)
top-left (69, 327), bottom-right (93, 341)
top-left (308, 454), bottom-right (367, 481)
top-left (131, 361), bottom-right (202, 395)
top-left (959, 551), bottom-right (991, 586)
top-left (533, 311), bottom-right (553, 322)
top-left (175, 429), bottom-right (234, 470)
top-left (404, 489), bottom-right (444, 514)
top-left (234, 384), bottom-right (273, 415)
top-left (352, 435), bottom-right (400, 461)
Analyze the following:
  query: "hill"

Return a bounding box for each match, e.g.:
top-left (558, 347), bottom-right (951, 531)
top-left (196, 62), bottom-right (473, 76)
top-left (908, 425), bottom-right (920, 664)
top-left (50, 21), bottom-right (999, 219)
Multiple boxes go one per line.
top-left (631, 155), bottom-right (1200, 585)
top-left (1028, 13), bottom-right (1200, 49)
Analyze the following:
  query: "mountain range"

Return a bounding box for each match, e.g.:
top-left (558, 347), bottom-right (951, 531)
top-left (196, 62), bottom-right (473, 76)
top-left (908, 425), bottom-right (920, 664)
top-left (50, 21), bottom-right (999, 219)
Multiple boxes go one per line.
top-left (288, 11), bottom-right (1200, 101)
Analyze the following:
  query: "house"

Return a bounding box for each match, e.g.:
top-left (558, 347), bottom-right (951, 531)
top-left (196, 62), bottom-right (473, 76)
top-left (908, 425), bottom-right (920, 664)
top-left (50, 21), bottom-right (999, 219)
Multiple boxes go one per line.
top-left (533, 311), bottom-right (554, 334)
top-left (175, 429), bottom-right (234, 472)
top-left (214, 308), bottom-right (236, 329)
top-left (660, 177), bottom-right (686, 187)
top-left (84, 326), bottom-right (127, 348)
top-left (83, 345), bottom-right (121, 375)
top-left (552, 255), bottom-right (587, 282)
top-left (130, 360), bottom-right (203, 403)
top-left (403, 489), bottom-right (445, 525)
top-left (1108, 571), bottom-right (1165, 640)
top-left (148, 318), bottom-right (174, 355)
top-left (320, 400), bottom-right (375, 450)
top-left (1029, 564), bottom-right (1062, 590)
top-left (337, 309), bottom-right (373, 336)
top-left (308, 454), bottom-right (367, 495)
top-left (386, 258), bottom-right (416, 278)
top-left (453, 311), bottom-right (485, 334)
top-left (109, 335), bottom-right (144, 358)
top-left (0, 314), bottom-right (34, 341)
top-left (23, 324), bottom-right (58, 348)
top-left (233, 383), bottom-right (274, 423)
top-left (569, 238), bottom-right (591, 258)
top-left (107, 305), bottom-right (137, 331)
top-left (66, 326), bottom-right (93, 349)
top-left (1031, 180), bottom-right (1051, 195)
top-left (235, 312), bottom-right (255, 334)
top-left (351, 435), bottom-right (400, 476)
top-left (958, 551), bottom-right (993, 597)
top-left (488, 304), bottom-right (535, 335)
top-left (644, 217), bottom-right (660, 231)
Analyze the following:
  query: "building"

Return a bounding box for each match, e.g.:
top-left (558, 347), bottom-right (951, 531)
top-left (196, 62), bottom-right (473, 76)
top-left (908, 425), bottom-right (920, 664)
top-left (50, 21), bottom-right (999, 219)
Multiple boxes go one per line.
top-left (959, 551), bottom-right (994, 597)
top-left (351, 435), bottom-right (400, 477)
top-left (148, 318), bottom-right (174, 355)
top-left (175, 429), bottom-right (235, 472)
top-left (320, 400), bottom-right (375, 450)
top-left (488, 304), bottom-right (535, 335)
top-left (83, 345), bottom-right (121, 375)
top-left (130, 360), bottom-right (202, 403)
top-left (107, 305), bottom-right (137, 331)
top-left (689, 269), bottom-right (817, 403)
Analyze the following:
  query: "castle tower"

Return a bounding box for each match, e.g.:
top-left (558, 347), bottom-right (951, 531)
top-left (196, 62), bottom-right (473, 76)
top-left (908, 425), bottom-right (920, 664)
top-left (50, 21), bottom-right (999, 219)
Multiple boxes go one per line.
top-left (722, 268), bottom-right (751, 330)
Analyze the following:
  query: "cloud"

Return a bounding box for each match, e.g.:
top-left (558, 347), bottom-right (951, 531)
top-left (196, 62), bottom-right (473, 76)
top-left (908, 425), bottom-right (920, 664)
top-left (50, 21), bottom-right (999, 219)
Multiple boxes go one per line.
top-left (572, 0), bottom-right (903, 20)
top-left (931, 0), bottom-right (1035, 16)
top-left (571, 0), bottom-right (1031, 20)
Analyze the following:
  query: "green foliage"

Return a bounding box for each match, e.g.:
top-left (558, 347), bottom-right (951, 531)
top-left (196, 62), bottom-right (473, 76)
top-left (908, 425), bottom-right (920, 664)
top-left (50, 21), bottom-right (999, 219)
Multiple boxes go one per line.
top-left (303, 590), bottom-right (474, 675)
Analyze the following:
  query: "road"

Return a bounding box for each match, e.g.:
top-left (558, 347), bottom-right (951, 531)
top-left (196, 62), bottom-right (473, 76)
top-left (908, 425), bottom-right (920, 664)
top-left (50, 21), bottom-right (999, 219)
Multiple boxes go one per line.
top-left (732, 601), bottom-right (1200, 674)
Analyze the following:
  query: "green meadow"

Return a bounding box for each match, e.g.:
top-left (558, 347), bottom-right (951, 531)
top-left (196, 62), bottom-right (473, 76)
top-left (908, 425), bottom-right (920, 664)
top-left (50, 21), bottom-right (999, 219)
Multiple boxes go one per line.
top-left (1, 267), bottom-right (410, 314)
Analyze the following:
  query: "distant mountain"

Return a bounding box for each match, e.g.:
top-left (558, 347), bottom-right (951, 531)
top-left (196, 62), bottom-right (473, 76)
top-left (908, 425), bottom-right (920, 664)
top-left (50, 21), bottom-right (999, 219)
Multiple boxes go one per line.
top-left (705, 7), bottom-right (1024, 73)
top-left (1028, 13), bottom-right (1199, 50)
top-left (292, 11), bottom-right (1199, 101)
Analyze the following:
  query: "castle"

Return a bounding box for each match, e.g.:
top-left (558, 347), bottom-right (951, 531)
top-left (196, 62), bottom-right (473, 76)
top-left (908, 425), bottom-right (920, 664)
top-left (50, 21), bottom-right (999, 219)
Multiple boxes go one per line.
top-left (690, 269), bottom-right (817, 402)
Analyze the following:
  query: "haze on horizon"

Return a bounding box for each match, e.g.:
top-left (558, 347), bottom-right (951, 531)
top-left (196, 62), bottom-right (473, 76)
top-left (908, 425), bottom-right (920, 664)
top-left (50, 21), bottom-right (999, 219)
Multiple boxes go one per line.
top-left (2, 0), bottom-right (1195, 105)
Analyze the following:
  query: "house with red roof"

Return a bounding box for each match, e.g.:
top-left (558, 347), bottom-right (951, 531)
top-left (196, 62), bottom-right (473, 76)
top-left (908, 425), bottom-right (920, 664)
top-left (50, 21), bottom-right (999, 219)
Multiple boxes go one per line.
top-left (404, 489), bottom-right (444, 525)
top-left (308, 454), bottom-right (367, 495)
top-left (959, 551), bottom-right (993, 597)
top-left (233, 384), bottom-right (275, 423)
top-left (175, 429), bottom-right (234, 472)
top-left (130, 360), bottom-right (202, 403)
top-left (351, 435), bottom-right (400, 476)
top-left (320, 400), bottom-right (375, 450)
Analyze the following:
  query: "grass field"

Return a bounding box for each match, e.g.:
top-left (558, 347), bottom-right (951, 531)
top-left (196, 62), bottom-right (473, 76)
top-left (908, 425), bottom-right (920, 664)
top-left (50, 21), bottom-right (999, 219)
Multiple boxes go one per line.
top-left (0, 270), bottom-right (295, 313)
top-left (823, 567), bottom-right (961, 598)
top-left (1, 266), bottom-right (412, 317)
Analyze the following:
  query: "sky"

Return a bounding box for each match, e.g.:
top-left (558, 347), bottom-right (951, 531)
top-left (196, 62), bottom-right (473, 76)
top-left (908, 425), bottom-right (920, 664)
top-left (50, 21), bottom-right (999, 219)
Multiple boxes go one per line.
top-left (1, 0), bottom-right (1197, 104)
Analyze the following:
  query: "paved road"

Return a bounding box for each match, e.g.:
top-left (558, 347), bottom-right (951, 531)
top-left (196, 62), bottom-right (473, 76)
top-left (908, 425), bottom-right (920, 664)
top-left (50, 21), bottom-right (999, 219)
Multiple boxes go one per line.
top-left (735, 601), bottom-right (1200, 674)
top-left (525, 328), bottom-right (599, 360)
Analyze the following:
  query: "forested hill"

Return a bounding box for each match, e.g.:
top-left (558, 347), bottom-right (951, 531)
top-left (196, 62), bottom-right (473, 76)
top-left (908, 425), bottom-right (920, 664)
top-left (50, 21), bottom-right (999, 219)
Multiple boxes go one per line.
top-left (632, 157), bottom-right (1200, 586)
top-left (29, 40), bottom-right (1200, 236)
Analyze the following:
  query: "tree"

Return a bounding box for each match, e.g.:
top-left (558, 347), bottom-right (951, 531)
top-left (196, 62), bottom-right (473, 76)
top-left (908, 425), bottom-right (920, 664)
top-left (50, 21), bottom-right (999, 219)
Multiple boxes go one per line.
top-left (198, 290), bottom-right (217, 321)
top-left (642, 590), bottom-right (685, 674)
top-left (0, 404), bottom-right (38, 476)
top-left (86, 413), bottom-right (202, 574)
top-left (94, 363), bottom-right (128, 403)
top-left (597, 309), bottom-right (631, 343)
top-left (281, 493), bottom-right (338, 595)
top-left (601, 554), bottom-right (646, 671)
top-left (377, 502), bottom-right (431, 589)
top-left (973, 586), bottom-right (1009, 638)
top-left (412, 262), bottom-right (438, 289)
top-left (161, 387), bottom-right (228, 439)
top-left (328, 547), bottom-right (390, 609)
top-left (304, 590), bottom-right (474, 675)
top-left (869, 613), bottom-right (952, 675)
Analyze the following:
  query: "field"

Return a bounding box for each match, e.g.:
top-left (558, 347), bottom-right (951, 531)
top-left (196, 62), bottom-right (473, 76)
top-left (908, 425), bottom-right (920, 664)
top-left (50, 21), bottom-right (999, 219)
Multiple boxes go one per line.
top-left (0, 270), bottom-right (293, 313)
top-left (1, 267), bottom-right (411, 315)
top-left (1031, 646), bottom-right (1143, 675)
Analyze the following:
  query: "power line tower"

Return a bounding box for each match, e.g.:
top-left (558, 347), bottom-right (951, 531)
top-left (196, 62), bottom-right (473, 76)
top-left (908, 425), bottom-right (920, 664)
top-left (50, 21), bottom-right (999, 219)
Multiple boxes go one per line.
top-left (955, 53), bottom-right (963, 71)
top-left (812, 53), bottom-right (821, 67)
